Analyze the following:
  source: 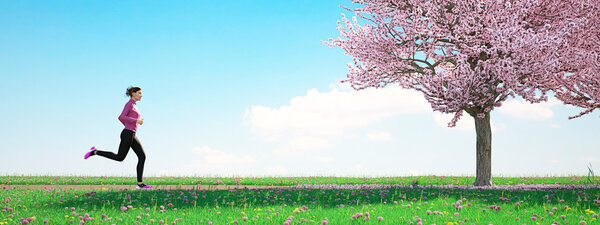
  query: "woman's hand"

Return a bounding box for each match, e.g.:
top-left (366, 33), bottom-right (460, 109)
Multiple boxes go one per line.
top-left (137, 118), bottom-right (144, 125)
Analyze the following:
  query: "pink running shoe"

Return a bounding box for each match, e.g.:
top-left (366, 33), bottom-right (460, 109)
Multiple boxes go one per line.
top-left (84, 146), bottom-right (96, 160)
top-left (136, 183), bottom-right (152, 189)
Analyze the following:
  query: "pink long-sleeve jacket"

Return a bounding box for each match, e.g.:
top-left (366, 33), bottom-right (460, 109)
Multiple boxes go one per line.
top-left (119, 98), bottom-right (140, 132)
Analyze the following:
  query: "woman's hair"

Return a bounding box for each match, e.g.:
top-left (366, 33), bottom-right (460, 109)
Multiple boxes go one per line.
top-left (126, 86), bottom-right (141, 97)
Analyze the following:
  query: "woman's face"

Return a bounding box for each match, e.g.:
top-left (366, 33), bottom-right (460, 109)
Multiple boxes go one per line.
top-left (132, 90), bottom-right (142, 101)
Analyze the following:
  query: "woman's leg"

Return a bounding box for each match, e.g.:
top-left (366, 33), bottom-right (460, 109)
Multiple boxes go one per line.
top-left (95, 129), bottom-right (134, 161)
top-left (130, 134), bottom-right (146, 183)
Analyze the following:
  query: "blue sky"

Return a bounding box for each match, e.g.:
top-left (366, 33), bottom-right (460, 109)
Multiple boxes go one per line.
top-left (1, 0), bottom-right (598, 178)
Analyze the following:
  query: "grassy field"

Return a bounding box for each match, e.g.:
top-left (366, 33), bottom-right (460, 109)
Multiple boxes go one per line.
top-left (1, 176), bottom-right (599, 224)
top-left (1, 175), bottom-right (599, 186)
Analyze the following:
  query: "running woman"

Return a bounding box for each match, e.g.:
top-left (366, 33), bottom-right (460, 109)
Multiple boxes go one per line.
top-left (84, 86), bottom-right (151, 190)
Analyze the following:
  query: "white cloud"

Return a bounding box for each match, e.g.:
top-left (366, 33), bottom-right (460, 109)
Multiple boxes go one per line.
top-left (550, 124), bottom-right (560, 128)
top-left (408, 170), bottom-right (423, 176)
top-left (549, 159), bottom-right (561, 164)
top-left (159, 146), bottom-right (258, 176)
top-left (367, 131), bottom-right (391, 141)
top-left (583, 157), bottom-right (599, 162)
top-left (314, 156), bottom-right (335, 162)
top-left (192, 146), bottom-right (257, 164)
top-left (289, 136), bottom-right (331, 150)
top-left (263, 166), bottom-right (289, 175)
top-left (244, 85), bottom-right (431, 141)
top-left (498, 98), bottom-right (560, 120)
top-left (352, 164), bottom-right (364, 173)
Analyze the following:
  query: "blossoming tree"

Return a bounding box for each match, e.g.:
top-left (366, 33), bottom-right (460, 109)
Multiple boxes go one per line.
top-left (544, 2), bottom-right (599, 119)
top-left (325, 0), bottom-right (596, 186)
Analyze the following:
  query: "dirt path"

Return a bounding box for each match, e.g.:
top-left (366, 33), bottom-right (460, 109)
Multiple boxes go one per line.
top-left (2, 184), bottom-right (598, 191)
top-left (0, 185), bottom-right (294, 191)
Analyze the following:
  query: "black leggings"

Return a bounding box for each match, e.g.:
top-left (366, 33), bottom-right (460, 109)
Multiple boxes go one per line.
top-left (95, 129), bottom-right (146, 183)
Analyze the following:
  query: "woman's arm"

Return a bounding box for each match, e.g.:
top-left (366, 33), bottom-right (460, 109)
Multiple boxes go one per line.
top-left (118, 102), bottom-right (138, 124)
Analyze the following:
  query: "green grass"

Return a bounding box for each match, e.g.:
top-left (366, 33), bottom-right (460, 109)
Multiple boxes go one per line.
top-left (1, 185), bottom-right (599, 224)
top-left (1, 175), bottom-right (599, 186)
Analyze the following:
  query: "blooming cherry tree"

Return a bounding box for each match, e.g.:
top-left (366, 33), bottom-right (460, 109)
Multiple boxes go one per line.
top-left (325, 0), bottom-right (596, 186)
top-left (541, 2), bottom-right (600, 119)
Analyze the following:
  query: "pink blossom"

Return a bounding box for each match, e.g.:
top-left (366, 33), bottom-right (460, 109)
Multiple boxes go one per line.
top-left (326, 0), bottom-right (599, 185)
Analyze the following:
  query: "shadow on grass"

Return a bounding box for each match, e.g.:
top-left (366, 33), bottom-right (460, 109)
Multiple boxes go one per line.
top-left (27, 186), bottom-right (600, 212)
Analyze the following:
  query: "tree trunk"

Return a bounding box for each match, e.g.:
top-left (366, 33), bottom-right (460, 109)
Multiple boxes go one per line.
top-left (473, 112), bottom-right (493, 186)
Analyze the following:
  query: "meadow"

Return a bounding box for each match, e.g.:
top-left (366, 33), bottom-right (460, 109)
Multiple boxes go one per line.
top-left (1, 175), bottom-right (599, 186)
top-left (1, 176), bottom-right (599, 225)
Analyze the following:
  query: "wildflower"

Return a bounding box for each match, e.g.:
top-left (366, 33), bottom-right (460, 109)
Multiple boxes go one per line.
top-left (377, 216), bottom-right (383, 221)
top-left (322, 220), bottom-right (328, 224)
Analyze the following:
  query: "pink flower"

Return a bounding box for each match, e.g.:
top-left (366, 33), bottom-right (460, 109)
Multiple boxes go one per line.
top-left (581, 221), bottom-right (586, 225)
top-left (377, 216), bottom-right (383, 221)
top-left (531, 217), bottom-right (537, 221)
top-left (561, 215), bottom-right (566, 219)
top-left (322, 220), bottom-right (328, 224)
top-left (43, 219), bottom-right (49, 223)
top-left (120, 206), bottom-right (127, 211)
